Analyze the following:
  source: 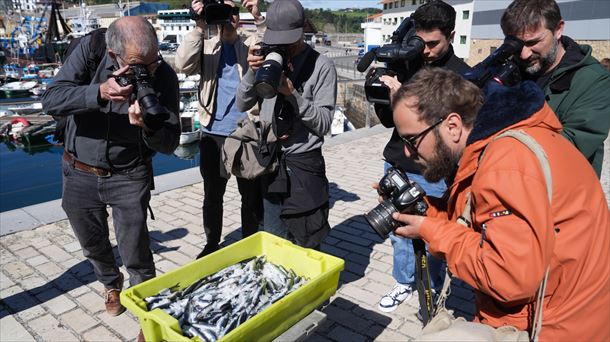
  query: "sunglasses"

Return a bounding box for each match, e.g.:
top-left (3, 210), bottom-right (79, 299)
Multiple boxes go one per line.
top-left (399, 117), bottom-right (445, 156)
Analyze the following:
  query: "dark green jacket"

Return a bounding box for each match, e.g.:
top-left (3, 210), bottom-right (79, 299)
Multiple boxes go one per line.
top-left (544, 38), bottom-right (610, 177)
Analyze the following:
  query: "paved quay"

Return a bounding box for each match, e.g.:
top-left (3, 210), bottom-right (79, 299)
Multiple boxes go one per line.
top-left (1, 125), bottom-right (608, 341)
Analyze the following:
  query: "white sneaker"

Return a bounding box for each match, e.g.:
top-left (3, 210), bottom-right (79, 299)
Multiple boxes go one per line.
top-left (377, 283), bottom-right (414, 313)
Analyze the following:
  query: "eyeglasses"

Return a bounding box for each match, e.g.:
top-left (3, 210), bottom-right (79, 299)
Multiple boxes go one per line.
top-left (116, 53), bottom-right (163, 73)
top-left (399, 116), bottom-right (445, 156)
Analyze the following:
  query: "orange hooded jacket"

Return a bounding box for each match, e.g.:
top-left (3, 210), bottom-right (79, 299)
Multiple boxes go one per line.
top-left (420, 82), bottom-right (610, 341)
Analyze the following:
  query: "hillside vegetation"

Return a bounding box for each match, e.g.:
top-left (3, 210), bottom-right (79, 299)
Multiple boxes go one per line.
top-left (84, 0), bottom-right (380, 33)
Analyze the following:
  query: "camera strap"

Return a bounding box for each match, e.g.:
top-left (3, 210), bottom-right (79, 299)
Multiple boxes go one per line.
top-left (413, 238), bottom-right (435, 324)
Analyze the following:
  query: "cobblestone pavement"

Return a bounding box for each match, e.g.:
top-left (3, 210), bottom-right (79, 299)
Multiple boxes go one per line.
top-left (7, 126), bottom-right (610, 341)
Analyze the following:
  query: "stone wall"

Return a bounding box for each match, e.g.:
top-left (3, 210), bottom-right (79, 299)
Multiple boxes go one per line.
top-left (338, 82), bottom-right (381, 129)
top-left (467, 39), bottom-right (610, 66)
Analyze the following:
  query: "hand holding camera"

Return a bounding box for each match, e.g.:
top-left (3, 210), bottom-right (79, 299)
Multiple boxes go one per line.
top-left (365, 167), bottom-right (428, 239)
top-left (99, 65), bottom-right (133, 103)
top-left (247, 44), bottom-right (265, 71)
top-left (113, 64), bottom-right (170, 131)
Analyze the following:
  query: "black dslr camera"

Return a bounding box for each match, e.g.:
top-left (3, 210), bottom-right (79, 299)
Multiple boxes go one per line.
top-left (115, 65), bottom-right (169, 131)
top-left (189, 0), bottom-right (239, 25)
top-left (364, 167), bottom-right (428, 239)
top-left (358, 17), bottom-right (425, 105)
top-left (253, 43), bottom-right (289, 99)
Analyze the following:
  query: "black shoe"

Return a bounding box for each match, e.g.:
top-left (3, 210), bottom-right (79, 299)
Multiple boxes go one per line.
top-left (196, 244), bottom-right (219, 259)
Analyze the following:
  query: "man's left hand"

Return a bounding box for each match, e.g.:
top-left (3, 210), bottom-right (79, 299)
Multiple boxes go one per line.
top-left (393, 212), bottom-right (425, 239)
top-left (128, 100), bottom-right (152, 132)
top-left (243, 0), bottom-right (262, 20)
top-left (277, 73), bottom-right (294, 96)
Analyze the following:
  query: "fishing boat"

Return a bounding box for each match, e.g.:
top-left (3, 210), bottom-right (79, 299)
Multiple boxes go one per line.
top-left (6, 102), bottom-right (43, 115)
top-left (0, 81), bottom-right (39, 98)
top-left (179, 100), bottom-right (201, 145)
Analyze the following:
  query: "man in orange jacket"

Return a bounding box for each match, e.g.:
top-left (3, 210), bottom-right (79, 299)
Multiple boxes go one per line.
top-left (390, 67), bottom-right (609, 340)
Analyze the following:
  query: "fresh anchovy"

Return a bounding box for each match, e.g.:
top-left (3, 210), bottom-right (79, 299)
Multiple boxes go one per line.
top-left (143, 255), bottom-right (308, 341)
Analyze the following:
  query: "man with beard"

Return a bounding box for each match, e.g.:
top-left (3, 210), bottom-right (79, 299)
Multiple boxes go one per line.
top-left (501, 0), bottom-right (610, 177)
top-left (389, 67), bottom-right (609, 340)
top-left (174, 0), bottom-right (265, 258)
top-left (375, 0), bottom-right (471, 314)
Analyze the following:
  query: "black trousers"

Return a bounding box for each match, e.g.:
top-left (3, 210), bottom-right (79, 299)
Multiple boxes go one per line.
top-left (199, 134), bottom-right (263, 247)
top-left (61, 159), bottom-right (155, 288)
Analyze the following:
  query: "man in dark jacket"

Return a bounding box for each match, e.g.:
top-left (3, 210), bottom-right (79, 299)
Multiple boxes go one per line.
top-left (42, 17), bottom-right (180, 317)
top-left (375, 0), bottom-right (471, 313)
top-left (501, 0), bottom-right (610, 177)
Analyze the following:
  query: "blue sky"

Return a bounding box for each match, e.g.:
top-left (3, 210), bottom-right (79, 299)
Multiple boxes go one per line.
top-left (299, 0), bottom-right (382, 10)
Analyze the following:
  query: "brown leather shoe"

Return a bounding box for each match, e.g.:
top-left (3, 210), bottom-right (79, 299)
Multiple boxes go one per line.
top-left (137, 329), bottom-right (145, 342)
top-left (104, 272), bottom-right (126, 316)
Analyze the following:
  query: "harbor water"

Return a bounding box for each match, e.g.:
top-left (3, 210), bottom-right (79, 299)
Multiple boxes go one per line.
top-left (0, 141), bottom-right (200, 212)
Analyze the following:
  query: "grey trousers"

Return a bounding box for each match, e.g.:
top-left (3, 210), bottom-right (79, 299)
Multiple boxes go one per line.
top-left (61, 159), bottom-right (155, 288)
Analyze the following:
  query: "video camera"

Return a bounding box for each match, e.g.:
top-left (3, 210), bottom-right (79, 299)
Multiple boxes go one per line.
top-left (364, 166), bottom-right (428, 238)
top-left (463, 35), bottom-right (524, 88)
top-left (357, 16), bottom-right (425, 106)
top-left (115, 64), bottom-right (169, 131)
top-left (253, 43), bottom-right (289, 99)
top-left (189, 0), bottom-right (239, 25)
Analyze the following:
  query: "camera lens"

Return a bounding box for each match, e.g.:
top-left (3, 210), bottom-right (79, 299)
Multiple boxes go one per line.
top-left (254, 52), bottom-right (284, 99)
top-left (364, 200), bottom-right (399, 239)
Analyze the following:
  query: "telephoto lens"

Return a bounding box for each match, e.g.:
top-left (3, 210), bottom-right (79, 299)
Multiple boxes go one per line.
top-left (254, 52), bottom-right (284, 99)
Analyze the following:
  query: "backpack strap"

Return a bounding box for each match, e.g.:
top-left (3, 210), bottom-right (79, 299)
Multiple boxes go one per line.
top-left (435, 129), bottom-right (553, 342)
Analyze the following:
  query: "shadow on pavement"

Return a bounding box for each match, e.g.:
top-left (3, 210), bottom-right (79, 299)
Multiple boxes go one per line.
top-left (320, 214), bottom-right (383, 288)
top-left (315, 296), bottom-right (392, 340)
top-left (0, 228), bottom-right (188, 319)
top-left (328, 182), bottom-right (361, 209)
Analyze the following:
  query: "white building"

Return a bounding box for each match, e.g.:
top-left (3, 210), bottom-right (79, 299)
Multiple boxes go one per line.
top-left (157, 9), bottom-right (194, 44)
top-left (361, 13), bottom-right (383, 52)
top-left (377, 0), bottom-right (473, 59)
top-left (12, 0), bottom-right (36, 12)
top-left (157, 10), bottom-right (267, 44)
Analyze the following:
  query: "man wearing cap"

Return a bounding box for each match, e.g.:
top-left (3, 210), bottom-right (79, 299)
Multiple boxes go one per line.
top-left (174, 0), bottom-right (265, 258)
top-left (236, 0), bottom-right (337, 249)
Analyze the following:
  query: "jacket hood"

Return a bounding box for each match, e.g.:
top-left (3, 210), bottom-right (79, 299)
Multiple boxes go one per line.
top-left (467, 81), bottom-right (548, 145)
top-left (454, 81), bottom-right (562, 184)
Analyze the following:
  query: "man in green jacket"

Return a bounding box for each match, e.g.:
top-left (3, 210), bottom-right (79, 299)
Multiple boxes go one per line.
top-left (501, 0), bottom-right (610, 177)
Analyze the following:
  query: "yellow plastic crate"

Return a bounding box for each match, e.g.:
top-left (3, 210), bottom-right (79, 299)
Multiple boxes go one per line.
top-left (121, 232), bottom-right (344, 341)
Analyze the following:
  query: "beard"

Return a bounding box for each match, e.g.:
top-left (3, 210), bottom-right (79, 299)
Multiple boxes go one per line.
top-left (420, 132), bottom-right (461, 184)
top-left (519, 38), bottom-right (559, 76)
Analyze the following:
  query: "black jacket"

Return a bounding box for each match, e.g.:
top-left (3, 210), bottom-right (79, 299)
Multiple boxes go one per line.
top-left (379, 45), bottom-right (471, 173)
top-left (42, 35), bottom-right (181, 170)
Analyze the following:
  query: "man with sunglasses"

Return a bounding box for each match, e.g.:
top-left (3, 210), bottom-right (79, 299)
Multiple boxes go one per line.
top-left (391, 67), bottom-right (609, 341)
top-left (42, 16), bottom-right (180, 321)
top-left (175, 0), bottom-right (266, 259)
top-left (374, 0), bottom-right (471, 314)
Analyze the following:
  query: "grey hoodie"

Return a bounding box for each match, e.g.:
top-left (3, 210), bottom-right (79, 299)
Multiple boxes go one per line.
top-left (236, 45), bottom-right (337, 155)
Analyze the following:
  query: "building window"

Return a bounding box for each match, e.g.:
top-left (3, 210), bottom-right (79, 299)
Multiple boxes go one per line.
top-left (490, 46), bottom-right (497, 54)
top-left (400, 17), bottom-right (404, 22)
top-left (460, 35), bottom-right (467, 44)
top-left (384, 3), bottom-right (387, 9)
top-left (178, 26), bottom-right (182, 31)
top-left (412, 0), bottom-right (416, 4)
top-left (463, 10), bottom-right (470, 20)
top-left (389, 3), bottom-right (393, 9)
top-left (420, 0), bottom-right (425, 3)
top-left (401, 0), bottom-right (405, 7)
top-left (394, 1), bottom-right (398, 8)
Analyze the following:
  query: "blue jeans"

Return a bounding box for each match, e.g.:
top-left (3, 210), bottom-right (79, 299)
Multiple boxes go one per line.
top-left (384, 163), bottom-right (447, 290)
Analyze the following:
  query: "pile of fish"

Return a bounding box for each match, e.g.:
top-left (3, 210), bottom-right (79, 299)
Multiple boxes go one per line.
top-left (144, 256), bottom-right (307, 341)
